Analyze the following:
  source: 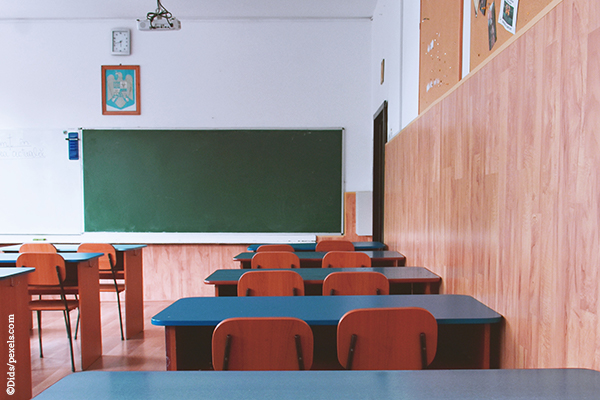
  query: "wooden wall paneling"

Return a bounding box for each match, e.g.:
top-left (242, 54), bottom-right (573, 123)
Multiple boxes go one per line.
top-left (386, 0), bottom-right (600, 370)
top-left (143, 244), bottom-right (247, 300)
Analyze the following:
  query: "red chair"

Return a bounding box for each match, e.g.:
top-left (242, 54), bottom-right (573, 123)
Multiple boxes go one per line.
top-left (322, 251), bottom-right (371, 268)
top-left (238, 270), bottom-right (304, 296)
top-left (19, 242), bottom-right (58, 253)
top-left (256, 244), bottom-right (295, 252)
top-left (17, 253), bottom-right (79, 372)
top-left (212, 317), bottom-right (313, 370)
top-left (337, 307), bottom-right (438, 370)
top-left (322, 271), bottom-right (389, 295)
top-left (78, 243), bottom-right (125, 340)
top-left (251, 251), bottom-right (300, 269)
top-left (315, 239), bottom-right (355, 252)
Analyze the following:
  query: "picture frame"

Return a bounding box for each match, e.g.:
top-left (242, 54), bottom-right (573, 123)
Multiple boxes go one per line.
top-left (101, 65), bottom-right (141, 115)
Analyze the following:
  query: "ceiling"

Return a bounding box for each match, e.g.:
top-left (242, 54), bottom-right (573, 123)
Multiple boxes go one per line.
top-left (3, 0), bottom-right (379, 20)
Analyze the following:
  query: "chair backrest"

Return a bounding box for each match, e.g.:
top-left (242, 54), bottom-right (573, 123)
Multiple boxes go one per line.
top-left (19, 243), bottom-right (57, 253)
top-left (77, 243), bottom-right (117, 272)
top-left (322, 271), bottom-right (389, 295)
top-left (315, 239), bottom-right (355, 252)
top-left (256, 244), bottom-right (295, 252)
top-left (16, 253), bottom-right (67, 286)
top-left (337, 307), bottom-right (438, 370)
top-left (251, 251), bottom-right (300, 269)
top-left (238, 270), bottom-right (304, 296)
top-left (322, 251), bottom-right (371, 268)
top-left (212, 317), bottom-right (313, 371)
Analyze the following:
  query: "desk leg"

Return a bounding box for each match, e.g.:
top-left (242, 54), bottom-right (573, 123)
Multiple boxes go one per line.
top-left (481, 323), bottom-right (491, 369)
top-left (165, 326), bottom-right (178, 371)
top-left (1, 274), bottom-right (32, 399)
top-left (424, 283), bottom-right (431, 294)
top-left (78, 259), bottom-right (102, 370)
top-left (124, 249), bottom-right (144, 339)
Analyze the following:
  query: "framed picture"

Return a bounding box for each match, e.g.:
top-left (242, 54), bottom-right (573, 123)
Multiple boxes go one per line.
top-left (101, 65), bottom-right (140, 115)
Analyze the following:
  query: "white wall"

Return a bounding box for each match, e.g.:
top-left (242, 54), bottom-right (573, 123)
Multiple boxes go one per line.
top-left (371, 0), bottom-right (421, 138)
top-left (371, 0), bottom-right (402, 139)
top-left (0, 18), bottom-right (371, 241)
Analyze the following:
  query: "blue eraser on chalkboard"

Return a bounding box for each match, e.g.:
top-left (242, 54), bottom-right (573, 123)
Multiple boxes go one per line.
top-left (67, 132), bottom-right (79, 160)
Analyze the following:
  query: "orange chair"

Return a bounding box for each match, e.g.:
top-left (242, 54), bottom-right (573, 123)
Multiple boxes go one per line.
top-left (20, 242), bottom-right (83, 338)
top-left (17, 253), bottom-right (79, 372)
top-left (19, 242), bottom-right (58, 253)
top-left (256, 244), bottom-right (295, 252)
top-left (238, 270), bottom-right (304, 296)
top-left (337, 307), bottom-right (438, 370)
top-left (322, 271), bottom-right (389, 295)
top-left (315, 239), bottom-right (355, 252)
top-left (251, 251), bottom-right (300, 269)
top-left (78, 243), bottom-right (125, 340)
top-left (212, 317), bottom-right (313, 371)
top-left (322, 251), bottom-right (371, 268)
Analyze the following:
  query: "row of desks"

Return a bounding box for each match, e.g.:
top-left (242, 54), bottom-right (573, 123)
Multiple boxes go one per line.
top-left (205, 266), bottom-right (442, 296)
top-left (151, 294), bottom-right (502, 371)
top-left (233, 250), bottom-right (406, 268)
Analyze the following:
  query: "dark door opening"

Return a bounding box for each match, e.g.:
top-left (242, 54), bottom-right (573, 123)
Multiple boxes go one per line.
top-left (373, 101), bottom-right (387, 243)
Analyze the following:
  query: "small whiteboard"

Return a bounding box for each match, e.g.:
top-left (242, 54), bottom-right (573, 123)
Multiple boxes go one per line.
top-left (0, 129), bottom-right (82, 235)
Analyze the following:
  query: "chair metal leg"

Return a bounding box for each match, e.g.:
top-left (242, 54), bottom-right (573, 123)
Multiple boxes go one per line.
top-left (115, 287), bottom-right (124, 341)
top-left (74, 308), bottom-right (80, 340)
top-left (36, 311), bottom-right (43, 358)
top-left (56, 266), bottom-right (76, 372)
top-left (62, 309), bottom-right (76, 372)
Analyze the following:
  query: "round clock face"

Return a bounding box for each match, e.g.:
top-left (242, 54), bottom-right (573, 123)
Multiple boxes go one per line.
top-left (112, 30), bottom-right (130, 55)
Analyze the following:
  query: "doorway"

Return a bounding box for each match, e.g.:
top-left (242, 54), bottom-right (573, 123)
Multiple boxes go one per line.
top-left (372, 101), bottom-right (387, 243)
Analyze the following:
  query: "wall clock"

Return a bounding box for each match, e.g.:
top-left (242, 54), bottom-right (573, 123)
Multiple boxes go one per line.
top-left (111, 28), bottom-right (131, 55)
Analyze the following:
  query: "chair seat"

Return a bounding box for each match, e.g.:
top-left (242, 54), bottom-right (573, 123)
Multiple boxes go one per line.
top-left (99, 283), bottom-right (125, 292)
top-left (99, 270), bottom-right (124, 280)
top-left (29, 299), bottom-right (79, 312)
top-left (28, 286), bottom-right (79, 295)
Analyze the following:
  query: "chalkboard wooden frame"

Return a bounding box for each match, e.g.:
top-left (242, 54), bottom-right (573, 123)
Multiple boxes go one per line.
top-left (82, 129), bottom-right (343, 234)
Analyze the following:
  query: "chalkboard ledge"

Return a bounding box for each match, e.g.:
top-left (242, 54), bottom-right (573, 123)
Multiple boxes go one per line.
top-left (0, 232), bottom-right (324, 245)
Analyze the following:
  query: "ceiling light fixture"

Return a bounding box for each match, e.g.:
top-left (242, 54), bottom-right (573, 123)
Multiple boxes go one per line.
top-left (137, 0), bottom-right (181, 31)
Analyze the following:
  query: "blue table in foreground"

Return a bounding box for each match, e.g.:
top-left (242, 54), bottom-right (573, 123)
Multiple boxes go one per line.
top-left (151, 294), bottom-right (501, 371)
top-left (0, 253), bottom-right (104, 370)
top-left (234, 250), bottom-right (406, 268)
top-left (1, 268), bottom-right (34, 399)
top-left (34, 369), bottom-right (600, 400)
top-left (204, 266), bottom-right (441, 296)
top-left (246, 241), bottom-right (387, 251)
top-left (1, 244), bottom-right (146, 339)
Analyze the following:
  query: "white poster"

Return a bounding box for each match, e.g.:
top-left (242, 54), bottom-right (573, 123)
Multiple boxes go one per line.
top-left (499, 0), bottom-right (519, 34)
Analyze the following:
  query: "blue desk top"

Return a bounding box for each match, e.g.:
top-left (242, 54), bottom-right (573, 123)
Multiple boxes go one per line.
top-left (246, 241), bottom-right (387, 251)
top-left (0, 253), bottom-right (103, 266)
top-left (0, 267), bottom-right (35, 280)
top-left (205, 266), bottom-right (441, 284)
top-left (33, 369), bottom-right (600, 400)
top-left (151, 294), bottom-right (501, 327)
top-left (0, 244), bottom-right (146, 253)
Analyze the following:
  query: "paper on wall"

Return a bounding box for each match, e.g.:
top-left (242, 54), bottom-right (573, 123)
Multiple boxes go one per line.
top-left (499, 0), bottom-right (519, 34)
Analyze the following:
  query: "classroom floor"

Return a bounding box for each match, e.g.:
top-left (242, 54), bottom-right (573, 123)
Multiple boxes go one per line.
top-left (31, 300), bottom-right (170, 397)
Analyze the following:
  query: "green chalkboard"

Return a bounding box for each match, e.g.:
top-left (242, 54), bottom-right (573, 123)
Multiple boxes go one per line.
top-left (82, 129), bottom-right (343, 233)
